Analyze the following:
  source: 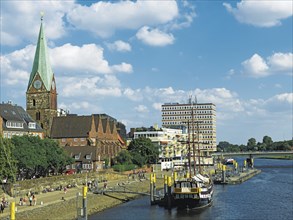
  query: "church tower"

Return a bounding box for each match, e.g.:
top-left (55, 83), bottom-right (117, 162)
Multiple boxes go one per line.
top-left (26, 16), bottom-right (57, 137)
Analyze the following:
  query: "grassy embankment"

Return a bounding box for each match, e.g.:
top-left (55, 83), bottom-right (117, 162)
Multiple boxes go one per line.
top-left (2, 170), bottom-right (168, 220)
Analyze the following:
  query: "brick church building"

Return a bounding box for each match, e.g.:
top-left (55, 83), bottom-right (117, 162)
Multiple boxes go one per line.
top-left (26, 16), bottom-right (125, 171)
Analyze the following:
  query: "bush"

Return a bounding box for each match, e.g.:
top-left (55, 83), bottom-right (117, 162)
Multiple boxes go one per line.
top-left (112, 164), bottom-right (136, 172)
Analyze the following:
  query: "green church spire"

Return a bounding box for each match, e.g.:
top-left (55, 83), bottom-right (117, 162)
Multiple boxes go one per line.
top-left (27, 16), bottom-right (53, 91)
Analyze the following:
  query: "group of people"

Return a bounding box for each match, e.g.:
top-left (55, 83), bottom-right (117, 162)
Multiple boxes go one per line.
top-left (18, 191), bottom-right (37, 206)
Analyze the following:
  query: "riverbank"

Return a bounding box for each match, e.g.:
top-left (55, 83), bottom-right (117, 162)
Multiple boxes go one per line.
top-left (1, 173), bottom-right (167, 220)
top-left (257, 155), bottom-right (293, 160)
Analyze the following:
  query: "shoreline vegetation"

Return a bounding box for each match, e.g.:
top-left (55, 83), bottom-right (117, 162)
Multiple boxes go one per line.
top-left (257, 155), bottom-right (293, 160)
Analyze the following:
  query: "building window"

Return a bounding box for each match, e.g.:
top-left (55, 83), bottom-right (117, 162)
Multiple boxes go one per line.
top-left (28, 122), bottom-right (36, 129)
top-left (36, 112), bottom-right (41, 120)
top-left (6, 121), bottom-right (23, 128)
top-left (33, 99), bottom-right (36, 106)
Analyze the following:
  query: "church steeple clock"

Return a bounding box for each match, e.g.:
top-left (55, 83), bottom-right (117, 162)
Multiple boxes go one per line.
top-left (26, 15), bottom-right (57, 137)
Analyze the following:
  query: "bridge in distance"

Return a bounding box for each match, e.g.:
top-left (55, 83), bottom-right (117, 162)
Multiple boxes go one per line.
top-left (211, 151), bottom-right (293, 158)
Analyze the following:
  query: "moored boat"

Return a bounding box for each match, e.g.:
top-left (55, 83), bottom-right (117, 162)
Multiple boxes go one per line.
top-left (172, 173), bottom-right (213, 209)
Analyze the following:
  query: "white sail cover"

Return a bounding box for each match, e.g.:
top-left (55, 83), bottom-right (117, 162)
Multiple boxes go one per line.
top-left (192, 174), bottom-right (210, 183)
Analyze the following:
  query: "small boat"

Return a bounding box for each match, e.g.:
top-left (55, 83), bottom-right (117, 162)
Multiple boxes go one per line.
top-left (225, 158), bottom-right (235, 165)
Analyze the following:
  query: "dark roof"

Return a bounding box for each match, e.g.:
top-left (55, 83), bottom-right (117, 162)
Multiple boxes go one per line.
top-left (64, 146), bottom-right (98, 163)
top-left (0, 103), bottom-right (43, 132)
top-left (50, 115), bottom-right (92, 138)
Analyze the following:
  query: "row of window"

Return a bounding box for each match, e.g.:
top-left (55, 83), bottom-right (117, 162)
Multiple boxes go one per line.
top-left (61, 138), bottom-right (86, 142)
top-left (162, 105), bottom-right (214, 110)
top-left (162, 115), bottom-right (215, 120)
top-left (6, 121), bottom-right (23, 128)
top-left (162, 110), bottom-right (214, 115)
top-left (3, 131), bottom-right (41, 138)
top-left (162, 121), bottom-right (215, 126)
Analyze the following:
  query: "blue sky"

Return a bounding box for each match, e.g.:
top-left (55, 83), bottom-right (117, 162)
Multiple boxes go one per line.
top-left (1, 0), bottom-right (292, 145)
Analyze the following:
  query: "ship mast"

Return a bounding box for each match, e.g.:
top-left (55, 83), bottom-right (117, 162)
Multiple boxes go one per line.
top-left (194, 96), bottom-right (202, 174)
top-left (191, 100), bottom-right (197, 176)
top-left (187, 120), bottom-right (192, 175)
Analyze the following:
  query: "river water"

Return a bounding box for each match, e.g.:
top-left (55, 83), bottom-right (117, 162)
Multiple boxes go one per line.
top-left (89, 159), bottom-right (293, 220)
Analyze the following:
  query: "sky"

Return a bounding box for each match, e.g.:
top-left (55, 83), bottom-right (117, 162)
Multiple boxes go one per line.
top-left (0, 0), bottom-right (292, 145)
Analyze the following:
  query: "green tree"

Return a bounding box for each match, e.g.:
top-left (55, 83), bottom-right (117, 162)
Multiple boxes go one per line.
top-left (115, 150), bottom-right (133, 165)
top-left (11, 136), bottom-right (73, 179)
top-left (247, 138), bottom-right (257, 151)
top-left (263, 136), bottom-right (273, 150)
top-left (128, 137), bottom-right (159, 166)
top-left (0, 137), bottom-right (17, 182)
top-left (217, 141), bottom-right (231, 152)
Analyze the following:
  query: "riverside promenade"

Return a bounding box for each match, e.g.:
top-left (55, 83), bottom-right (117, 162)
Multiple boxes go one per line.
top-left (0, 170), bottom-right (167, 220)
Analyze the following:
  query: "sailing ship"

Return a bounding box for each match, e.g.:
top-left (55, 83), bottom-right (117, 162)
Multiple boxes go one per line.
top-left (172, 96), bottom-right (214, 209)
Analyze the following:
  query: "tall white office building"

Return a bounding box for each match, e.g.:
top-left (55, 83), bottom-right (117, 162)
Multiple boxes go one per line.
top-left (161, 100), bottom-right (216, 155)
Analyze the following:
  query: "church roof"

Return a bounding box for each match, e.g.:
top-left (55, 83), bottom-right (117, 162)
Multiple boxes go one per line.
top-left (50, 115), bottom-right (92, 138)
top-left (27, 18), bottom-right (53, 91)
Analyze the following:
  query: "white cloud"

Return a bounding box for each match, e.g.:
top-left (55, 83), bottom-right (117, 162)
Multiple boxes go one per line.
top-left (51, 43), bottom-right (132, 74)
top-left (267, 53), bottom-right (293, 72)
top-left (60, 75), bottom-right (122, 98)
top-left (136, 26), bottom-right (175, 47)
top-left (59, 101), bottom-right (102, 114)
top-left (134, 105), bottom-right (149, 113)
top-left (106, 40), bottom-right (131, 52)
top-left (1, 1), bottom-right (73, 46)
top-left (242, 52), bottom-right (293, 78)
top-left (1, 43), bottom-right (133, 83)
top-left (223, 1), bottom-right (293, 27)
top-left (123, 88), bottom-right (143, 101)
top-left (111, 62), bottom-right (133, 73)
top-left (242, 54), bottom-right (269, 77)
top-left (0, 45), bottom-right (35, 86)
top-left (67, 0), bottom-right (178, 38)
top-left (270, 93), bottom-right (293, 104)
top-left (152, 103), bottom-right (162, 111)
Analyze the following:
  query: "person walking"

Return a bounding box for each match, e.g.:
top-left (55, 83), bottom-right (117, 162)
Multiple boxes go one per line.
top-left (29, 195), bottom-right (33, 206)
top-left (33, 194), bottom-right (37, 206)
top-left (0, 201), bottom-right (4, 213)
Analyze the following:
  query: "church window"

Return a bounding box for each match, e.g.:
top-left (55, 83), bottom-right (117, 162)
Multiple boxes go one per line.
top-left (36, 112), bottom-right (41, 120)
top-left (33, 99), bottom-right (36, 106)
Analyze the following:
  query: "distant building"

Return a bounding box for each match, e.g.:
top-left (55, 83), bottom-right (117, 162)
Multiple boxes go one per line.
top-left (133, 125), bottom-right (185, 160)
top-left (64, 146), bottom-right (104, 172)
top-left (26, 17), bottom-right (57, 137)
top-left (161, 101), bottom-right (217, 154)
top-left (0, 102), bottom-right (44, 139)
top-left (50, 114), bottom-right (125, 171)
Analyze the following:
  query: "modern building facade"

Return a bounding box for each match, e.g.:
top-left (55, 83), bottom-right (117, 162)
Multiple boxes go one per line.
top-left (26, 17), bottom-right (57, 137)
top-left (161, 101), bottom-right (217, 154)
top-left (0, 102), bottom-right (44, 139)
top-left (133, 126), bottom-right (186, 160)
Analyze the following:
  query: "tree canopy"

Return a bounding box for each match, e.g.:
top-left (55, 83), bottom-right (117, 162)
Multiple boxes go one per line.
top-left (11, 135), bottom-right (74, 180)
top-left (0, 137), bottom-right (17, 182)
top-left (114, 137), bottom-right (160, 168)
top-left (217, 136), bottom-right (292, 152)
